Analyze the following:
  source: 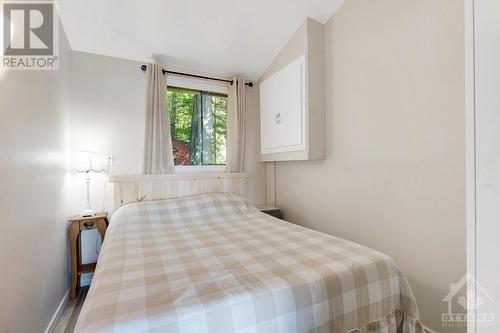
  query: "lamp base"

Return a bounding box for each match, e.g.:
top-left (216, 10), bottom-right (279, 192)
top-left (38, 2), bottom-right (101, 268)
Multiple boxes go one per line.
top-left (80, 208), bottom-right (97, 217)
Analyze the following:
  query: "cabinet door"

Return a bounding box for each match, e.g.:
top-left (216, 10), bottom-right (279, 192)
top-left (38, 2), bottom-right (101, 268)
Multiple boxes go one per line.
top-left (260, 55), bottom-right (306, 155)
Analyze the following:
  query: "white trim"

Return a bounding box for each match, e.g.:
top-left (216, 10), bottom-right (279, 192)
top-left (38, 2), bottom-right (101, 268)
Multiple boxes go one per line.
top-left (175, 165), bottom-right (225, 173)
top-left (44, 289), bottom-right (70, 333)
top-left (166, 75), bottom-right (229, 94)
top-left (465, 0), bottom-right (477, 332)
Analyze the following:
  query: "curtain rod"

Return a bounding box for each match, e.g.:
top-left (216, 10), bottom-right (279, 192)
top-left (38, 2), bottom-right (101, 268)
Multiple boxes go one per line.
top-left (140, 65), bottom-right (253, 87)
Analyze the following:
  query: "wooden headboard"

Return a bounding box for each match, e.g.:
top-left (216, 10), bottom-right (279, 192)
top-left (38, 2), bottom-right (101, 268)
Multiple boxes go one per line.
top-left (109, 173), bottom-right (248, 209)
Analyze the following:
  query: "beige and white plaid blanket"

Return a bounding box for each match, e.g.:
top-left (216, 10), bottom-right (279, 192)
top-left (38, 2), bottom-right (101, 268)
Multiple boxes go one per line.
top-left (75, 194), bottom-right (422, 333)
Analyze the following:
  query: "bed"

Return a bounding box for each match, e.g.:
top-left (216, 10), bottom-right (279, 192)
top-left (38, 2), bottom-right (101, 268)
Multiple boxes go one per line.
top-left (75, 193), bottom-right (423, 333)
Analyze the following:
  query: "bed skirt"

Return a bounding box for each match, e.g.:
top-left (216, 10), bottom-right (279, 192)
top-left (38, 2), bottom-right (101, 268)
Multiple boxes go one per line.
top-left (348, 310), bottom-right (423, 333)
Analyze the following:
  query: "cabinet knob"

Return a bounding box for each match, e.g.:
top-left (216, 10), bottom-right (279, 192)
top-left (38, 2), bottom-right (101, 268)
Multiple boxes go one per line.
top-left (276, 113), bottom-right (281, 125)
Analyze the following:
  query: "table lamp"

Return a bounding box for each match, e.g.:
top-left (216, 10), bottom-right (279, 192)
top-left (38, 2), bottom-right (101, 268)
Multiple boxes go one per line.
top-left (74, 151), bottom-right (104, 217)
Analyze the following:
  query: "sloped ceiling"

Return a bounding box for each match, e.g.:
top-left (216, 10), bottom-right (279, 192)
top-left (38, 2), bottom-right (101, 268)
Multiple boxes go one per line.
top-left (59, 0), bottom-right (345, 80)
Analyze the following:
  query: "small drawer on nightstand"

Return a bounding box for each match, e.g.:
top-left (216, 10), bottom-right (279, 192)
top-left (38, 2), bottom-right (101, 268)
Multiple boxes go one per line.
top-left (79, 220), bottom-right (97, 230)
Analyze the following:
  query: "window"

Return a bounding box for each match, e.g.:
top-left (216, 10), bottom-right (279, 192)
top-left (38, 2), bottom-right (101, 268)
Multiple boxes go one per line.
top-left (167, 86), bottom-right (228, 167)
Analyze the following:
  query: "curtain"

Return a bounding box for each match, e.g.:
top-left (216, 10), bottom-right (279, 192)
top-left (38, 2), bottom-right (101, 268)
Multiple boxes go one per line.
top-left (143, 63), bottom-right (175, 174)
top-left (226, 77), bottom-right (247, 172)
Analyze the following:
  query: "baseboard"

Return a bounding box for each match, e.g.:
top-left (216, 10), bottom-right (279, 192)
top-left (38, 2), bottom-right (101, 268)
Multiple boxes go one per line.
top-left (44, 289), bottom-right (70, 333)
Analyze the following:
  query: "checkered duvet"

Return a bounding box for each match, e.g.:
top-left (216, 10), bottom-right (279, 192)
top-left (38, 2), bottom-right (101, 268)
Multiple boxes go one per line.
top-left (75, 193), bottom-right (422, 333)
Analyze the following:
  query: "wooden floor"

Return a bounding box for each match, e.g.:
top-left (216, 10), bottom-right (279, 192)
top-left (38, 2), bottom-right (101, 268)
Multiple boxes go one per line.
top-left (53, 287), bottom-right (89, 333)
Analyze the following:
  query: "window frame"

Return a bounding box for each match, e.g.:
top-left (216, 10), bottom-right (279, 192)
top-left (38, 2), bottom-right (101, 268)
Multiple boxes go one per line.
top-left (174, 164), bottom-right (225, 173)
top-left (166, 75), bottom-right (229, 173)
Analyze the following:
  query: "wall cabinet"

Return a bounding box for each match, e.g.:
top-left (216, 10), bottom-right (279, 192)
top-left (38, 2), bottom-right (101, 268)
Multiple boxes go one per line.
top-left (259, 19), bottom-right (325, 161)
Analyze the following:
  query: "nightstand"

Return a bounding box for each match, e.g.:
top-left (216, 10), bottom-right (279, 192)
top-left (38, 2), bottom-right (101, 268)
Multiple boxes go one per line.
top-left (69, 213), bottom-right (108, 300)
top-left (256, 204), bottom-right (283, 219)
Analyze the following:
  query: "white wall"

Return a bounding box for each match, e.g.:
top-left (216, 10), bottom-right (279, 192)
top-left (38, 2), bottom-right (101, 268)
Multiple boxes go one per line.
top-left (70, 51), bottom-right (266, 265)
top-left (70, 51), bottom-right (148, 265)
top-left (262, 1), bottom-right (466, 331)
top-left (70, 51), bottom-right (147, 209)
top-left (0, 24), bottom-right (73, 333)
top-left (243, 85), bottom-right (267, 205)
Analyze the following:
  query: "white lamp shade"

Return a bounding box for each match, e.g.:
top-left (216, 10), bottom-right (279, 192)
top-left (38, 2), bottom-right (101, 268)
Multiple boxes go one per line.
top-left (74, 151), bottom-right (104, 173)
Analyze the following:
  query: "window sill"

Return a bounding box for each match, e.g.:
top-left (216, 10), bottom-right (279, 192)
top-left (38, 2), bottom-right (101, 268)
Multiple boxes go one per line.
top-left (174, 165), bottom-right (226, 173)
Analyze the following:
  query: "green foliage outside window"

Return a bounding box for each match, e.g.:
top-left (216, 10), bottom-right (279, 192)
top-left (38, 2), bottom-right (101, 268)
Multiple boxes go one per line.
top-left (167, 87), bottom-right (227, 166)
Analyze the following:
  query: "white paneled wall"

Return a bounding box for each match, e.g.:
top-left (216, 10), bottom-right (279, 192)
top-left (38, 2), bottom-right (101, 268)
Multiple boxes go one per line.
top-left (111, 174), bottom-right (248, 208)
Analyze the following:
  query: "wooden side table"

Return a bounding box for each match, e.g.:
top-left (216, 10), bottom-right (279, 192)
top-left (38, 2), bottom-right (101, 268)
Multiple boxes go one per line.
top-left (256, 204), bottom-right (283, 219)
top-left (69, 213), bottom-right (108, 300)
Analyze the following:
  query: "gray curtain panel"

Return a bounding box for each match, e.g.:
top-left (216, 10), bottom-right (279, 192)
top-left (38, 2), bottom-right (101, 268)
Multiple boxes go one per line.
top-left (189, 93), bottom-right (202, 165)
top-left (189, 92), bottom-right (218, 165)
top-left (201, 93), bottom-right (214, 165)
top-left (226, 77), bottom-right (247, 172)
top-left (143, 63), bottom-right (175, 174)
